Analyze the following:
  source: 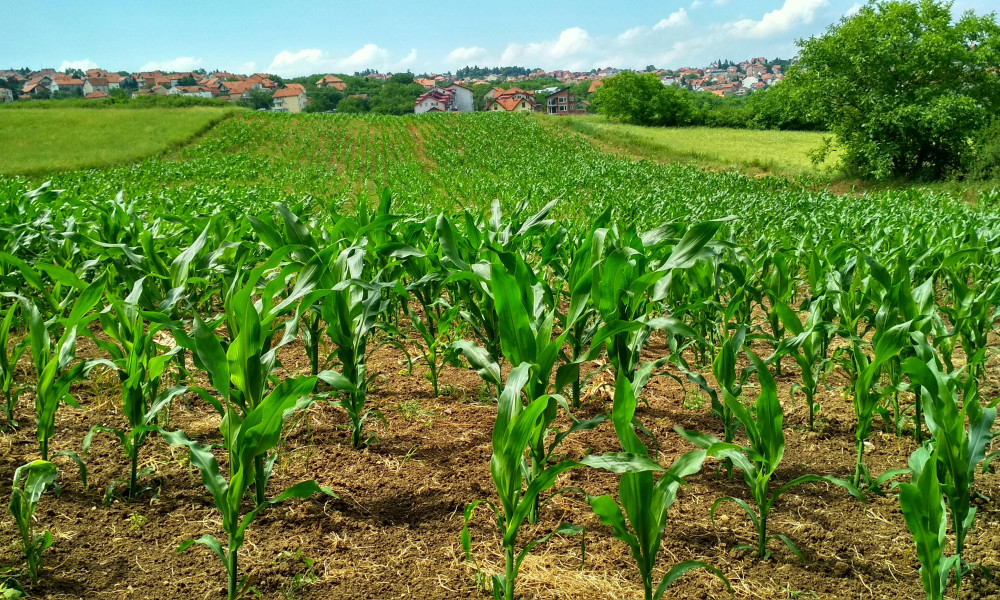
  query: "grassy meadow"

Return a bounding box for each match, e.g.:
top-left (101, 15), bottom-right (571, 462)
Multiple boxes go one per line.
top-left (0, 107), bottom-right (235, 176)
top-left (550, 115), bottom-right (840, 176)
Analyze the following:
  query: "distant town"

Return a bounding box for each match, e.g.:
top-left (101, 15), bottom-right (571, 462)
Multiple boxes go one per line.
top-left (0, 57), bottom-right (790, 115)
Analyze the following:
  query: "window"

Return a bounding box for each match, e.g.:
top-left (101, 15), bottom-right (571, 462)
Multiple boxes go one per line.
top-left (559, 106), bottom-right (567, 112)
top-left (558, 96), bottom-right (566, 103)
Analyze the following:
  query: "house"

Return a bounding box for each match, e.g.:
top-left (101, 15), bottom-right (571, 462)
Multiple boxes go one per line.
top-left (485, 91), bottom-right (538, 113)
top-left (545, 87), bottom-right (586, 116)
top-left (741, 76), bottom-right (759, 89)
top-left (50, 77), bottom-right (84, 94)
top-left (0, 88), bottom-right (12, 103)
top-left (83, 77), bottom-right (110, 96)
top-left (484, 87), bottom-right (532, 103)
top-left (444, 83), bottom-right (473, 112)
top-left (315, 75), bottom-right (347, 91)
top-left (223, 80), bottom-right (262, 102)
top-left (414, 78), bottom-right (437, 89)
top-left (84, 91), bottom-right (108, 100)
top-left (21, 76), bottom-right (51, 96)
top-left (106, 73), bottom-right (124, 89)
top-left (272, 86), bottom-right (307, 113)
top-left (588, 79), bottom-right (603, 94)
top-left (167, 85), bottom-right (214, 99)
top-left (415, 88), bottom-right (454, 114)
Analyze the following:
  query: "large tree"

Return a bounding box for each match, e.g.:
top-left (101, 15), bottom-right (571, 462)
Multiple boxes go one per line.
top-left (790, 0), bottom-right (1000, 179)
top-left (593, 71), bottom-right (692, 127)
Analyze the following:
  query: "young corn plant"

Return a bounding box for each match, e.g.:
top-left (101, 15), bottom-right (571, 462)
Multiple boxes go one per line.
top-left (899, 449), bottom-right (960, 600)
top-left (0, 303), bottom-right (28, 427)
top-left (8, 277), bottom-right (109, 461)
top-left (773, 299), bottom-right (835, 431)
top-left (761, 251), bottom-right (795, 377)
top-left (461, 363), bottom-right (662, 600)
top-left (904, 354), bottom-right (996, 594)
top-left (679, 352), bottom-right (862, 559)
top-left (84, 278), bottom-right (185, 501)
top-left (587, 377), bottom-right (730, 600)
top-left (847, 321), bottom-right (911, 488)
top-left (555, 212), bottom-right (610, 409)
top-left (182, 263), bottom-right (332, 504)
top-left (9, 460), bottom-right (57, 586)
top-left (589, 219), bottom-right (726, 393)
top-left (454, 252), bottom-right (605, 524)
top-left (317, 245), bottom-right (393, 449)
top-left (161, 373), bottom-right (335, 600)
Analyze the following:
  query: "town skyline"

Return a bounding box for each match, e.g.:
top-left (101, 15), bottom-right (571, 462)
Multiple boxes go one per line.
top-left (3, 0), bottom-right (995, 77)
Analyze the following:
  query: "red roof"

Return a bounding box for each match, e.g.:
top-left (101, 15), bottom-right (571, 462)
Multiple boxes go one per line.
top-left (85, 91), bottom-right (108, 99)
top-left (273, 87), bottom-right (303, 98)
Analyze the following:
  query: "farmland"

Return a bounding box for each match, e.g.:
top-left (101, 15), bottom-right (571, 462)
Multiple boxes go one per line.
top-left (2, 111), bottom-right (1000, 600)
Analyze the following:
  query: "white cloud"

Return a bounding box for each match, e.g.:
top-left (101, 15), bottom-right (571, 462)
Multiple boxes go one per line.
top-left (500, 27), bottom-right (593, 70)
top-left (618, 26), bottom-right (645, 42)
top-left (397, 49), bottom-right (418, 70)
top-left (58, 59), bottom-right (97, 72)
top-left (654, 8), bottom-right (690, 29)
top-left (240, 61), bottom-right (257, 74)
top-left (139, 56), bottom-right (203, 72)
top-left (445, 46), bottom-right (487, 65)
top-left (690, 0), bottom-right (703, 7)
top-left (724, 0), bottom-right (828, 39)
top-left (266, 44), bottom-right (402, 76)
top-left (845, 2), bottom-right (863, 17)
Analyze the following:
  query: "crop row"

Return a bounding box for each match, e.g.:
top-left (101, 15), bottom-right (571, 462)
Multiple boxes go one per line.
top-left (0, 114), bottom-right (999, 599)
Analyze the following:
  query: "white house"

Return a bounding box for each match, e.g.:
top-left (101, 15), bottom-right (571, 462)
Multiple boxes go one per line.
top-left (415, 88), bottom-right (453, 114)
top-left (83, 77), bottom-right (109, 96)
top-left (167, 85), bottom-right (214, 99)
top-left (741, 76), bottom-right (759, 89)
top-left (444, 83), bottom-right (474, 113)
top-left (0, 88), bottom-right (12, 103)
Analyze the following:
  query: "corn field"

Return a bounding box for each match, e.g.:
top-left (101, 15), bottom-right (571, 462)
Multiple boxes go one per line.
top-left (1, 112), bottom-right (1000, 599)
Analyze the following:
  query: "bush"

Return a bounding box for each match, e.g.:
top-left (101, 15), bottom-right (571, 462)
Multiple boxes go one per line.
top-left (970, 119), bottom-right (1000, 181)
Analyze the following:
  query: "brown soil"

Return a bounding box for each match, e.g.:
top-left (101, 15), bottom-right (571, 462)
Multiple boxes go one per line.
top-left (2, 333), bottom-right (1000, 600)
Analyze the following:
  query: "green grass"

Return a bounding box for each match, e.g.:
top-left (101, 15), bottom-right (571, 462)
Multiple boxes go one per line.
top-left (549, 115), bottom-right (840, 176)
top-left (0, 107), bottom-right (235, 176)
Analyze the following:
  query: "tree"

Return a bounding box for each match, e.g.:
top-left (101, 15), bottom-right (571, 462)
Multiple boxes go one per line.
top-left (789, 0), bottom-right (1000, 179)
top-left (593, 71), bottom-right (692, 127)
top-left (369, 82), bottom-right (423, 115)
top-left (244, 90), bottom-right (273, 110)
top-left (388, 72), bottom-right (414, 85)
top-left (306, 89), bottom-right (343, 112)
top-left (177, 75), bottom-right (197, 86)
top-left (336, 95), bottom-right (369, 113)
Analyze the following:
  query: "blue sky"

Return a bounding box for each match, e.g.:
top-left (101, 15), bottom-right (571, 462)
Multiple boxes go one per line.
top-left (1, 0), bottom-right (995, 76)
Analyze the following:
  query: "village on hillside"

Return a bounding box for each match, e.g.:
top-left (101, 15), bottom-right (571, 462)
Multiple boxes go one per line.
top-left (0, 57), bottom-right (788, 114)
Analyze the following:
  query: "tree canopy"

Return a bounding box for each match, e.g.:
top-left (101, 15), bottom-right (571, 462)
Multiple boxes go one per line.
top-left (593, 71), bottom-right (691, 127)
top-left (789, 0), bottom-right (1000, 179)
